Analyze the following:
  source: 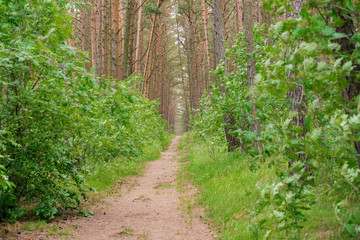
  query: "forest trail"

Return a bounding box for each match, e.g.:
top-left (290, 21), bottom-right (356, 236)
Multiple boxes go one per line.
top-left (68, 136), bottom-right (213, 240)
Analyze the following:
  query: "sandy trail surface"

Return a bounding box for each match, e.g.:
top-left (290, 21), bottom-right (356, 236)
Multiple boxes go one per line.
top-left (67, 136), bottom-right (213, 240)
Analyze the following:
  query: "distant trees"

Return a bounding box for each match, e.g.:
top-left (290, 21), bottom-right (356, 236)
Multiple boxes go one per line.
top-left (69, 0), bottom-right (176, 131)
top-left (68, 0), bottom-right (271, 133)
top-left (70, 0), bottom-right (269, 133)
top-left (174, 0), bottom-right (265, 124)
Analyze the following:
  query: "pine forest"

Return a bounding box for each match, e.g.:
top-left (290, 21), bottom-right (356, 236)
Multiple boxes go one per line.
top-left (0, 0), bottom-right (359, 239)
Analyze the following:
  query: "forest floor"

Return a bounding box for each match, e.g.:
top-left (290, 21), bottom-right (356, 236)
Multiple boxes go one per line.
top-left (8, 136), bottom-right (214, 240)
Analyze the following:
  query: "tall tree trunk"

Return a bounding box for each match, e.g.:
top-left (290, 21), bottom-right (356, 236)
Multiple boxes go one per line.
top-left (222, 0), bottom-right (227, 41)
top-left (111, 0), bottom-right (118, 78)
top-left (201, 0), bottom-right (211, 89)
top-left (121, 0), bottom-right (134, 80)
top-left (199, 31), bottom-right (206, 96)
top-left (144, 0), bottom-right (164, 92)
top-left (91, 0), bottom-right (97, 68)
top-left (67, 8), bottom-right (74, 47)
top-left (95, 0), bottom-right (102, 75)
top-left (285, 0), bottom-right (306, 167)
top-left (129, 12), bottom-right (135, 77)
top-left (185, 1), bottom-right (196, 110)
top-left (192, 25), bottom-right (201, 108)
top-left (236, 0), bottom-right (244, 31)
top-left (80, 7), bottom-right (86, 51)
top-left (334, 6), bottom-right (360, 168)
top-left (244, 0), bottom-right (262, 154)
top-left (135, 0), bottom-right (143, 74)
top-left (102, 0), bottom-right (109, 77)
top-left (213, 0), bottom-right (241, 152)
top-left (73, 9), bottom-right (78, 48)
top-left (117, 0), bottom-right (124, 79)
top-left (258, 0), bottom-right (262, 24)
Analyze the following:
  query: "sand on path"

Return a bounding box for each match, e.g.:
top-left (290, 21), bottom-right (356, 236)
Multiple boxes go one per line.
top-left (69, 136), bottom-right (213, 240)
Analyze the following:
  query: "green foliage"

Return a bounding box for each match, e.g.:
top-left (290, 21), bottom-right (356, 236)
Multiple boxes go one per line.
top-left (143, 4), bottom-right (163, 15)
top-left (86, 140), bottom-right (168, 192)
top-left (181, 137), bottom-right (348, 239)
top-left (0, 0), bottom-right (168, 221)
top-left (187, 0), bottom-right (360, 238)
top-left (255, 162), bottom-right (315, 239)
top-left (180, 136), bottom-right (278, 239)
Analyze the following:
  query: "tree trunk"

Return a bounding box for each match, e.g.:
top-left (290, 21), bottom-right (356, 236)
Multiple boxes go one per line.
top-left (102, 0), bottom-right (109, 77)
top-left (244, 0), bottom-right (262, 154)
top-left (135, 0), bottom-right (143, 74)
top-left (67, 8), bottom-right (73, 47)
top-left (222, 0), bottom-right (227, 41)
top-left (80, 7), bottom-right (86, 51)
top-left (213, 0), bottom-right (226, 70)
top-left (185, 3), bottom-right (197, 110)
top-left (91, 0), bottom-right (97, 68)
top-left (117, 0), bottom-right (124, 79)
top-left (285, 0), bottom-right (306, 167)
top-left (213, 0), bottom-right (241, 152)
top-left (121, 0), bottom-right (134, 80)
top-left (201, 0), bottom-right (211, 89)
top-left (334, 8), bottom-right (360, 168)
top-left (95, 0), bottom-right (102, 75)
top-left (111, 0), bottom-right (118, 78)
top-left (73, 9), bottom-right (78, 48)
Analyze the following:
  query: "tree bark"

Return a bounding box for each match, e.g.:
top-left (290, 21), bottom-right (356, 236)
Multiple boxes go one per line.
top-left (143, 0), bottom-right (165, 92)
top-left (102, 0), bottom-right (109, 77)
top-left (121, 0), bottom-right (134, 80)
top-left (91, 0), bottom-right (97, 68)
top-left (213, 0), bottom-right (226, 70)
top-left (80, 7), bottom-right (86, 51)
top-left (135, 0), bottom-right (143, 74)
top-left (334, 7), bottom-right (360, 168)
top-left (201, 0), bottom-right (211, 89)
top-left (95, 0), bottom-right (102, 75)
top-left (285, 0), bottom-right (306, 167)
top-left (111, 0), bottom-right (118, 78)
top-left (213, 0), bottom-right (241, 152)
top-left (185, 1), bottom-right (197, 110)
top-left (117, 0), bottom-right (124, 80)
top-left (73, 9), bottom-right (78, 48)
top-left (244, 0), bottom-right (262, 154)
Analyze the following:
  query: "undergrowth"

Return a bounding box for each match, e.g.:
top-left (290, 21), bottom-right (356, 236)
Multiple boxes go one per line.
top-left (0, 0), bottom-right (172, 222)
top-left (86, 138), bottom-right (171, 192)
top-left (181, 135), bottom-right (350, 239)
top-left (0, 136), bottom-right (171, 238)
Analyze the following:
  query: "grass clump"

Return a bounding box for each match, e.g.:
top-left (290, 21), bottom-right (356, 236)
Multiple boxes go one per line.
top-left (86, 138), bottom-right (171, 192)
top-left (181, 136), bottom-right (347, 239)
top-left (181, 138), bottom-right (277, 239)
top-left (22, 220), bottom-right (47, 232)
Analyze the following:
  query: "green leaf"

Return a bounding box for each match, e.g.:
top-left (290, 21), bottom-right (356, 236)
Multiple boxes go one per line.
top-left (320, 26), bottom-right (335, 36)
top-left (332, 32), bottom-right (347, 40)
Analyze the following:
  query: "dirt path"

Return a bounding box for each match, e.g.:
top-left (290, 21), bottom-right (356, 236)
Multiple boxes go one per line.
top-left (68, 136), bottom-right (213, 240)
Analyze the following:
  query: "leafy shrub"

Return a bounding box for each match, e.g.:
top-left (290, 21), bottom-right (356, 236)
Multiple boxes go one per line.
top-left (0, 0), bottom-right (168, 221)
top-left (187, 0), bottom-right (360, 238)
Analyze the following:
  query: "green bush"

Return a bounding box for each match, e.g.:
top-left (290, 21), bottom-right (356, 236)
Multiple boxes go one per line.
top-left (187, 0), bottom-right (360, 238)
top-left (0, 0), bottom-right (168, 221)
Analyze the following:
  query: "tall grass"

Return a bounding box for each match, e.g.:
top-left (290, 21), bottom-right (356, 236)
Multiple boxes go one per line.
top-left (181, 138), bottom-right (277, 239)
top-left (181, 136), bottom-right (344, 239)
top-left (86, 138), bottom-right (171, 192)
